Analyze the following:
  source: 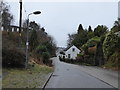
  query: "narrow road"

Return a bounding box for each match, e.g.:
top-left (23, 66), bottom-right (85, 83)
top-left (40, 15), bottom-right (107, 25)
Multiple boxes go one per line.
top-left (45, 57), bottom-right (118, 89)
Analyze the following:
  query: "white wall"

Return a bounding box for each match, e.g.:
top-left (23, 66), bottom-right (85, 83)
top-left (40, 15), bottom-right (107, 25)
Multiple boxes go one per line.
top-left (65, 45), bottom-right (80, 60)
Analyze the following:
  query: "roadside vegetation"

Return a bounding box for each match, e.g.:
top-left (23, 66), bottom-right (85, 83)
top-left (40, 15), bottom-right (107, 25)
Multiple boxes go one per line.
top-left (1, 0), bottom-right (56, 68)
top-left (2, 60), bottom-right (53, 88)
top-left (1, 1), bottom-right (56, 88)
top-left (66, 19), bottom-right (120, 70)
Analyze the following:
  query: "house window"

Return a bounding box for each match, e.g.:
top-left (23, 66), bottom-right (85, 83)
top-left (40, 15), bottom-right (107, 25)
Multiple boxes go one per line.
top-left (68, 54), bottom-right (71, 59)
top-left (72, 48), bottom-right (75, 52)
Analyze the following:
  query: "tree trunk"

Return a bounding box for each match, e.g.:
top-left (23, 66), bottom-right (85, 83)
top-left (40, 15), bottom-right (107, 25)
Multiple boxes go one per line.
top-left (94, 42), bottom-right (104, 66)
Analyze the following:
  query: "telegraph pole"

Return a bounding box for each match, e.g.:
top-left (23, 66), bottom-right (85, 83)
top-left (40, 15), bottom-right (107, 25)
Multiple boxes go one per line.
top-left (0, 1), bottom-right (3, 30)
top-left (19, 0), bottom-right (22, 47)
top-left (19, 0), bottom-right (22, 33)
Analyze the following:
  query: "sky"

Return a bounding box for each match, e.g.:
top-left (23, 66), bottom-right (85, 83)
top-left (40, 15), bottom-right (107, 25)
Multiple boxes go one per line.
top-left (5, 0), bottom-right (119, 47)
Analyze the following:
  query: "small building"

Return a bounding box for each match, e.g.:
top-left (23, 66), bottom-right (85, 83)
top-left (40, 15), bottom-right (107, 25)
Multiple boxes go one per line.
top-left (65, 45), bottom-right (81, 60)
top-left (56, 47), bottom-right (66, 59)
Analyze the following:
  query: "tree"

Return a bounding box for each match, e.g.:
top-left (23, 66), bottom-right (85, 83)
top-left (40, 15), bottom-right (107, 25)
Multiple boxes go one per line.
top-left (87, 26), bottom-right (94, 39)
top-left (87, 32), bottom-right (94, 39)
top-left (114, 18), bottom-right (120, 27)
top-left (88, 25), bottom-right (92, 32)
top-left (29, 30), bottom-right (39, 51)
top-left (77, 24), bottom-right (84, 34)
top-left (67, 33), bottom-right (76, 47)
top-left (103, 31), bottom-right (119, 61)
top-left (35, 45), bottom-right (47, 55)
top-left (111, 18), bottom-right (120, 33)
top-left (94, 42), bottom-right (104, 66)
top-left (94, 25), bottom-right (108, 37)
top-left (43, 35), bottom-right (57, 56)
top-left (72, 30), bottom-right (88, 47)
top-left (41, 27), bottom-right (45, 32)
top-left (67, 24), bottom-right (88, 48)
top-left (29, 21), bottom-right (40, 31)
top-left (1, 1), bottom-right (14, 30)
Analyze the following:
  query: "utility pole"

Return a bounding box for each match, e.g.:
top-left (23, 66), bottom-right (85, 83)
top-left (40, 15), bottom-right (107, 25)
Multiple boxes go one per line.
top-left (19, 0), bottom-right (22, 47)
top-left (19, 0), bottom-right (22, 33)
top-left (0, 1), bottom-right (3, 31)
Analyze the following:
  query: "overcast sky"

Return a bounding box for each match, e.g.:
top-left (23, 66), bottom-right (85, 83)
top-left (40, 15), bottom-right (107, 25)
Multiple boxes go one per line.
top-left (5, 0), bottom-right (118, 47)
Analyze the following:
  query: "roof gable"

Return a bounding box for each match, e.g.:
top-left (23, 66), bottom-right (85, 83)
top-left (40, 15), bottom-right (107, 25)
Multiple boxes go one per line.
top-left (66, 45), bottom-right (80, 52)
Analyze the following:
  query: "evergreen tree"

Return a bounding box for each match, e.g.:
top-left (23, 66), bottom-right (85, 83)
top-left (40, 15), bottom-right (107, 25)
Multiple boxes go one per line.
top-left (94, 25), bottom-right (108, 37)
top-left (77, 24), bottom-right (84, 34)
top-left (88, 25), bottom-right (92, 32)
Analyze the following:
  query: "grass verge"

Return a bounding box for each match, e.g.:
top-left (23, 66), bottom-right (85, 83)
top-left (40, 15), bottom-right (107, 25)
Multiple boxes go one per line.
top-left (2, 63), bottom-right (53, 88)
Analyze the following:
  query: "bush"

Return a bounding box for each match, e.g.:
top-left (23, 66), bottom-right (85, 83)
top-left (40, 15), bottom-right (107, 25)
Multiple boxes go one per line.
top-left (2, 48), bottom-right (26, 68)
top-left (87, 36), bottom-right (100, 47)
top-left (109, 52), bottom-right (120, 67)
top-left (103, 32), bottom-right (119, 60)
top-left (81, 44), bottom-right (88, 54)
top-left (88, 46), bottom-right (96, 55)
top-left (77, 53), bottom-right (84, 57)
top-left (2, 31), bottom-right (26, 68)
top-left (42, 52), bottom-right (50, 64)
top-left (104, 52), bottom-right (120, 68)
top-left (76, 53), bottom-right (84, 63)
top-left (35, 45), bottom-right (47, 54)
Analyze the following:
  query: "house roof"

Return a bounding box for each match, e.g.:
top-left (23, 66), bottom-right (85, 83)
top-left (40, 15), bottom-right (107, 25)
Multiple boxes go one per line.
top-left (65, 45), bottom-right (80, 51)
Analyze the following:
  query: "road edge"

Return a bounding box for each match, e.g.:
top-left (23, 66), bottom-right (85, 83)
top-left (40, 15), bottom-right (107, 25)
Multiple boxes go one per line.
top-left (41, 72), bottom-right (53, 90)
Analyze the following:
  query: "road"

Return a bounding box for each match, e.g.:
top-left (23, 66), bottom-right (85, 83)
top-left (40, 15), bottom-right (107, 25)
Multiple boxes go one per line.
top-left (45, 57), bottom-right (118, 89)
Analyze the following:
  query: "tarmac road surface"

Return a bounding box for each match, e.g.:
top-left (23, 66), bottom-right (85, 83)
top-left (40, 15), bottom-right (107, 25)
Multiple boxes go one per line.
top-left (45, 57), bottom-right (118, 89)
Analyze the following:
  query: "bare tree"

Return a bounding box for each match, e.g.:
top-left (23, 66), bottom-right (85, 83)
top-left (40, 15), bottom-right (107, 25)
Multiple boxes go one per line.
top-left (67, 33), bottom-right (76, 47)
top-left (1, 0), bottom-right (14, 31)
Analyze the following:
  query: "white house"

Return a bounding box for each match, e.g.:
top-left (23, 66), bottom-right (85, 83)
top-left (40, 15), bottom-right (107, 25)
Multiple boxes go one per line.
top-left (56, 47), bottom-right (66, 58)
top-left (65, 45), bottom-right (81, 60)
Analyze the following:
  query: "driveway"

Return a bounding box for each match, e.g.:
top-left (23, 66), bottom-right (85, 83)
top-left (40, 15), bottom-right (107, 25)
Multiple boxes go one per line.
top-left (45, 57), bottom-right (118, 89)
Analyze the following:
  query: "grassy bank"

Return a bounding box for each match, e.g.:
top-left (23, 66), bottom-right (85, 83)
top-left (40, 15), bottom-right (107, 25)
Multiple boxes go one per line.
top-left (2, 63), bottom-right (53, 88)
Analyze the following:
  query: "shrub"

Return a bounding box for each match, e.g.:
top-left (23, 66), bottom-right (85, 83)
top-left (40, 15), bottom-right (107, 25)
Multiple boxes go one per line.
top-left (42, 52), bottom-right (50, 64)
top-left (2, 48), bottom-right (26, 68)
top-left (87, 36), bottom-right (100, 47)
top-left (81, 44), bottom-right (88, 54)
top-left (88, 46), bottom-right (96, 55)
top-left (77, 53), bottom-right (84, 57)
top-left (104, 52), bottom-right (120, 69)
top-left (35, 45), bottom-right (47, 54)
top-left (2, 31), bottom-right (26, 68)
top-left (109, 52), bottom-right (120, 67)
top-left (103, 32), bottom-right (119, 60)
top-left (76, 53), bottom-right (84, 63)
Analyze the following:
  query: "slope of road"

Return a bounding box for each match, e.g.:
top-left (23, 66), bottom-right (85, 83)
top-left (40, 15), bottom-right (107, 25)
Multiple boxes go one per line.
top-left (74, 64), bottom-right (118, 88)
top-left (45, 57), bottom-right (118, 89)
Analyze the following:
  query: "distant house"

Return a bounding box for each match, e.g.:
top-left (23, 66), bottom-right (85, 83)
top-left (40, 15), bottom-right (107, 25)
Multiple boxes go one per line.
top-left (65, 45), bottom-right (81, 60)
top-left (58, 52), bottom-right (65, 59)
top-left (56, 47), bottom-right (66, 59)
